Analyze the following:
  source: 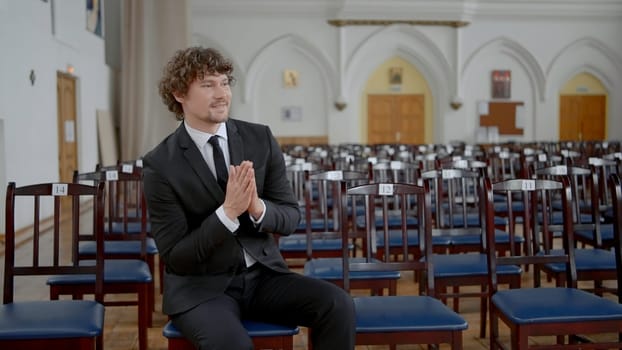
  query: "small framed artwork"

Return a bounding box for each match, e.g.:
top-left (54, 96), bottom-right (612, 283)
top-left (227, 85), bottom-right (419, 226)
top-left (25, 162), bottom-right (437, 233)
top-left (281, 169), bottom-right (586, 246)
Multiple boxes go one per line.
top-left (491, 70), bottom-right (511, 99)
top-left (281, 106), bottom-right (302, 121)
top-left (283, 69), bottom-right (299, 88)
top-left (389, 67), bottom-right (403, 85)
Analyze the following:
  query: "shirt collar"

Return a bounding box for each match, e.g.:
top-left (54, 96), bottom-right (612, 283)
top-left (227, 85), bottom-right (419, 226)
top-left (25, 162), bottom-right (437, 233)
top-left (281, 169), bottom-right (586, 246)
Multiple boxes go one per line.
top-left (184, 121), bottom-right (228, 149)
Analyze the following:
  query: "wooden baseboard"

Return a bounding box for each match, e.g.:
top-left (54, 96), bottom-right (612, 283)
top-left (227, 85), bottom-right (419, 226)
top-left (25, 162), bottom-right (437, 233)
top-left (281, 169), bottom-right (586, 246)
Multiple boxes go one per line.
top-left (276, 135), bottom-right (328, 147)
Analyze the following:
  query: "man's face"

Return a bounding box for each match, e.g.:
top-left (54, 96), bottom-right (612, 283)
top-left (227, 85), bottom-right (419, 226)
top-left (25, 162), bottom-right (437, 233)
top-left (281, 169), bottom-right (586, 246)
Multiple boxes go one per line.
top-left (176, 72), bottom-right (232, 131)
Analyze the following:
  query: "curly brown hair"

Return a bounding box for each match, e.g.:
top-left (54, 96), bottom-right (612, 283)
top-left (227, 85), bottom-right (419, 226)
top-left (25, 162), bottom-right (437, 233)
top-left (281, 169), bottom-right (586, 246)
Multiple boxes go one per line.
top-left (158, 47), bottom-right (234, 120)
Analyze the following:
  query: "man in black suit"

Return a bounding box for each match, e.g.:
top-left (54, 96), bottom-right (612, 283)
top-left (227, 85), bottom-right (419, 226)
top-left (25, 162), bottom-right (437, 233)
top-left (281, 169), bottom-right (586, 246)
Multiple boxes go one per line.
top-left (143, 46), bottom-right (355, 350)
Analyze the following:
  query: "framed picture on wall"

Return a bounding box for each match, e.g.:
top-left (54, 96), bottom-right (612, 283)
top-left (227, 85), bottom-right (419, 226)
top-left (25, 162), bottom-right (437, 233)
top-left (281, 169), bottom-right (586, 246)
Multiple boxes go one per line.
top-left (492, 70), bottom-right (511, 99)
top-left (389, 67), bottom-right (403, 85)
top-left (283, 69), bottom-right (299, 88)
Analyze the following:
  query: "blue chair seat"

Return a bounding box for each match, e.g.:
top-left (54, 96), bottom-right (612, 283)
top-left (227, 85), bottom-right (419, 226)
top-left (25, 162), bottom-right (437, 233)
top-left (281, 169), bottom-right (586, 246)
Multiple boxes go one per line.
top-left (356, 215), bottom-right (418, 229)
top-left (79, 237), bottom-right (159, 255)
top-left (304, 258), bottom-right (401, 280)
top-left (296, 218), bottom-right (335, 232)
top-left (446, 229), bottom-right (524, 246)
top-left (47, 259), bottom-right (153, 285)
top-left (493, 201), bottom-right (525, 213)
top-left (354, 295), bottom-right (468, 332)
top-left (163, 319), bottom-right (299, 338)
top-left (575, 224), bottom-right (614, 243)
top-left (106, 221), bottom-right (151, 234)
top-left (0, 300), bottom-right (104, 339)
top-left (537, 211), bottom-right (593, 225)
top-left (375, 229), bottom-right (452, 248)
top-left (441, 213), bottom-right (506, 227)
top-left (279, 233), bottom-right (353, 252)
top-left (430, 253), bottom-right (522, 278)
top-left (492, 287), bottom-right (622, 324)
top-left (542, 248), bottom-right (616, 272)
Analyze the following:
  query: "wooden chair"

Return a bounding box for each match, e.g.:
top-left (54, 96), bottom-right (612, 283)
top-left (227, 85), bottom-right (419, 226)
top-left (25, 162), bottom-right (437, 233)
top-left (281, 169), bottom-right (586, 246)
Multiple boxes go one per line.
top-left (0, 182), bottom-right (106, 350)
top-left (608, 174), bottom-right (622, 320)
top-left (162, 320), bottom-right (300, 350)
top-left (47, 167), bottom-right (153, 350)
top-left (532, 164), bottom-right (617, 296)
top-left (367, 160), bottom-right (450, 261)
top-left (343, 182), bottom-right (468, 349)
top-left (278, 161), bottom-right (345, 267)
top-left (74, 164), bottom-right (159, 309)
top-left (422, 167), bottom-right (522, 338)
top-left (484, 176), bottom-right (622, 350)
top-left (302, 170), bottom-right (402, 296)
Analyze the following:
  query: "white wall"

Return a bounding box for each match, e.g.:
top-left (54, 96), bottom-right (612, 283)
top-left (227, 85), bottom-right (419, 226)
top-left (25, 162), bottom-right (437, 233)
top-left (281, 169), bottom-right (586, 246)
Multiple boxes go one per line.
top-left (189, 3), bottom-right (622, 145)
top-left (0, 0), bottom-right (112, 230)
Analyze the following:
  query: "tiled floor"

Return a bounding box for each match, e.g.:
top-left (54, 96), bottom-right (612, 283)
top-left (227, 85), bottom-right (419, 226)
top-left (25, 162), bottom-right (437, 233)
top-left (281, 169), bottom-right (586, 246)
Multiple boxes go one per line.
top-left (1, 236), bottom-right (618, 350)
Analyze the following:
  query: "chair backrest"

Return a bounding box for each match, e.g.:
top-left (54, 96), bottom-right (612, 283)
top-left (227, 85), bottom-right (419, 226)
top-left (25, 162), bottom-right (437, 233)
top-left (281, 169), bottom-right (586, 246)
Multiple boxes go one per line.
top-left (370, 160), bottom-right (421, 184)
top-left (341, 182), bottom-right (434, 294)
top-left (484, 177), bottom-right (577, 290)
top-left (74, 164), bottom-right (148, 257)
top-left (422, 167), bottom-right (483, 230)
top-left (304, 170), bottom-right (369, 236)
top-left (532, 164), bottom-right (605, 247)
top-left (3, 181), bottom-right (105, 304)
top-left (285, 161), bottom-right (320, 206)
top-left (608, 173), bottom-right (622, 304)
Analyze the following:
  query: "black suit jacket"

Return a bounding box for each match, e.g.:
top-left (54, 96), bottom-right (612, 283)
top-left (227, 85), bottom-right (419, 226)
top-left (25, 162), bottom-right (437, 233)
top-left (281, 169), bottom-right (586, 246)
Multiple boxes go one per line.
top-left (142, 119), bottom-right (300, 315)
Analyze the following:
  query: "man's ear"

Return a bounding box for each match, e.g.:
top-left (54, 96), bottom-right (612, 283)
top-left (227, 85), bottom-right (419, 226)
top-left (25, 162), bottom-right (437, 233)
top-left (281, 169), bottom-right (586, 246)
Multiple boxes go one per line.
top-left (172, 91), bottom-right (184, 103)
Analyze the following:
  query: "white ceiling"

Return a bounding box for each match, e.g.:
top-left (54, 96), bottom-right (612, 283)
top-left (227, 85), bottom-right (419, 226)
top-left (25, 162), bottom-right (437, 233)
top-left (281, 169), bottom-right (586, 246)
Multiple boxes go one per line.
top-left (190, 0), bottom-right (622, 20)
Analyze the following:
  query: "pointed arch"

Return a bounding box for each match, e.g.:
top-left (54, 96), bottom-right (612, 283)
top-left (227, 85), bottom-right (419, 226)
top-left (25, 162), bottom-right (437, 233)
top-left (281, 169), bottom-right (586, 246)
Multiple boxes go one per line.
top-left (546, 37), bottom-right (622, 98)
top-left (344, 25), bottom-right (452, 142)
top-left (244, 34), bottom-right (337, 104)
top-left (463, 37), bottom-right (546, 102)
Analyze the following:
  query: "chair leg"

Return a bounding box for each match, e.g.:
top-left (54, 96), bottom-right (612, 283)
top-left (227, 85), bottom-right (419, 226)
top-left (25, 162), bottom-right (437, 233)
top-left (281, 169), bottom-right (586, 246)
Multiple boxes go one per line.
top-left (138, 285), bottom-right (150, 350)
top-left (480, 284), bottom-right (487, 339)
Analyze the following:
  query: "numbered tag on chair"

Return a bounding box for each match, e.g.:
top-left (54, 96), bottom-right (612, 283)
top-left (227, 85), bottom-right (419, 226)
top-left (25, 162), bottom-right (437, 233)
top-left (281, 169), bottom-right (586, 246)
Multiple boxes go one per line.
top-left (135, 159), bottom-right (143, 167)
top-left (52, 183), bottom-right (68, 196)
top-left (538, 153), bottom-right (547, 162)
top-left (122, 164), bottom-right (134, 174)
top-left (552, 165), bottom-right (567, 175)
top-left (106, 170), bottom-right (119, 181)
top-left (442, 169), bottom-right (458, 179)
top-left (521, 179), bottom-right (536, 191)
top-left (326, 171), bottom-right (343, 181)
top-left (454, 159), bottom-right (468, 168)
top-left (378, 183), bottom-right (394, 196)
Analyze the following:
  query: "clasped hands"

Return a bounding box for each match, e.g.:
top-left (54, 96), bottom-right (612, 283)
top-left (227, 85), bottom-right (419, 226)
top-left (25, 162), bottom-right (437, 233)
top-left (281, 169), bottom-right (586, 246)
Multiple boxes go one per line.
top-left (222, 160), bottom-right (263, 221)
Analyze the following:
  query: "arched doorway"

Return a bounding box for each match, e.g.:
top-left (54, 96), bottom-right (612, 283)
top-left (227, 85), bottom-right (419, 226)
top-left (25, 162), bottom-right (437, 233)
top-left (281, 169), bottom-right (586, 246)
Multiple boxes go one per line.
top-left (559, 73), bottom-right (607, 141)
top-left (363, 57), bottom-right (433, 145)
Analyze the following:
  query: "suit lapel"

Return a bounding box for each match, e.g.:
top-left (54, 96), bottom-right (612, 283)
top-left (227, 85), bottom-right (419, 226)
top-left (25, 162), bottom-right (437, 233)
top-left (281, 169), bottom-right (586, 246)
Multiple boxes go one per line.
top-left (176, 123), bottom-right (224, 199)
top-left (226, 120), bottom-right (245, 166)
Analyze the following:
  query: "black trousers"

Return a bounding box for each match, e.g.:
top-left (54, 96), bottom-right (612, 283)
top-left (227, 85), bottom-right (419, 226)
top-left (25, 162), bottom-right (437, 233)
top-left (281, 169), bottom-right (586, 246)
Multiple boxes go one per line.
top-left (171, 264), bottom-right (356, 350)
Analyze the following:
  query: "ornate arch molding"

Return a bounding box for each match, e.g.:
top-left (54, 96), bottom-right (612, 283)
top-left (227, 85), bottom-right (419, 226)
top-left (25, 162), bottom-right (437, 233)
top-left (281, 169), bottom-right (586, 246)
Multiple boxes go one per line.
top-left (546, 37), bottom-right (622, 98)
top-left (345, 25), bottom-right (452, 102)
top-left (243, 34), bottom-right (337, 104)
top-left (192, 33), bottom-right (246, 92)
top-left (345, 25), bottom-right (452, 141)
top-left (463, 37), bottom-right (546, 102)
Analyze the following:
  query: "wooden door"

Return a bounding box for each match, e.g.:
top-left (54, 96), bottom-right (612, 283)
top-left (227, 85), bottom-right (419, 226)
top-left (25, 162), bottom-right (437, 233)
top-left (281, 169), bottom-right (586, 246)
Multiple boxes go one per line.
top-left (559, 95), bottom-right (606, 141)
top-left (57, 72), bottom-right (78, 212)
top-left (368, 94), bottom-right (424, 144)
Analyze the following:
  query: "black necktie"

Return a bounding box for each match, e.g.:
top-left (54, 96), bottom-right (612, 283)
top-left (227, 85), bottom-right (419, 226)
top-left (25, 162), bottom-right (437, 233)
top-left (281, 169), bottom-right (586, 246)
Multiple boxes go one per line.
top-left (208, 136), bottom-right (228, 191)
